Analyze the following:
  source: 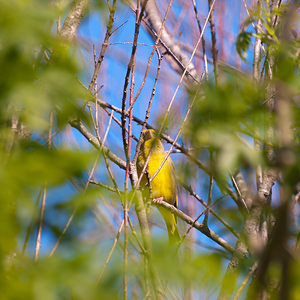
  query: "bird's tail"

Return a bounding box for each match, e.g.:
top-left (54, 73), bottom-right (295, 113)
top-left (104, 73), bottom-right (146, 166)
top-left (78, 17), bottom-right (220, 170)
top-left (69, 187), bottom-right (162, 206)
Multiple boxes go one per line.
top-left (167, 223), bottom-right (180, 245)
top-left (159, 207), bottom-right (180, 244)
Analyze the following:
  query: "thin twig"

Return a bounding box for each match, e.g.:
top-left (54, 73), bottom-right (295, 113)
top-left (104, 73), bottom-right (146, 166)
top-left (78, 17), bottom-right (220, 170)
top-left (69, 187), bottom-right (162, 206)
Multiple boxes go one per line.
top-left (203, 151), bottom-right (214, 225)
top-left (128, 217), bottom-right (146, 254)
top-left (232, 262), bottom-right (258, 300)
top-left (97, 219), bottom-right (125, 284)
top-left (89, 180), bottom-right (118, 193)
top-left (191, 0), bottom-right (209, 79)
top-left (22, 189), bottom-right (42, 255)
top-left (34, 186), bottom-right (47, 261)
top-left (123, 1), bottom-right (140, 297)
top-left (208, 0), bottom-right (218, 83)
top-left (89, 0), bottom-right (117, 91)
top-left (34, 111), bottom-right (53, 260)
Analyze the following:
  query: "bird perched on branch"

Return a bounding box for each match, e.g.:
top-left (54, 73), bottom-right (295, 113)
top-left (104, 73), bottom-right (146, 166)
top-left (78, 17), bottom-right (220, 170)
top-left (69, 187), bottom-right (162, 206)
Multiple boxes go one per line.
top-left (137, 129), bottom-right (180, 244)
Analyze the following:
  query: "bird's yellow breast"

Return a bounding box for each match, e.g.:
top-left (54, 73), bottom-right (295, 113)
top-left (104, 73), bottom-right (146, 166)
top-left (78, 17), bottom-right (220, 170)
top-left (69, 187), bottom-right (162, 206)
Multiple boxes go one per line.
top-left (146, 152), bottom-right (177, 205)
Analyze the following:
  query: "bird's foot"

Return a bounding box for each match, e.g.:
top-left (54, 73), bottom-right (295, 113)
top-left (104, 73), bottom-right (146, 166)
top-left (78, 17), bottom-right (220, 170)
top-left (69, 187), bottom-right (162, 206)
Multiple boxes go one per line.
top-left (153, 197), bottom-right (164, 204)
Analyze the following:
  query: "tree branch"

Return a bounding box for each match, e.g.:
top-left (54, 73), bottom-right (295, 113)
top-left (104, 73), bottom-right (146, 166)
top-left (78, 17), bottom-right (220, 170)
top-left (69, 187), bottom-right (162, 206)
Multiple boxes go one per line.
top-left (70, 119), bottom-right (126, 170)
top-left (60, 0), bottom-right (90, 42)
top-left (134, 0), bottom-right (201, 83)
top-left (155, 200), bottom-right (235, 253)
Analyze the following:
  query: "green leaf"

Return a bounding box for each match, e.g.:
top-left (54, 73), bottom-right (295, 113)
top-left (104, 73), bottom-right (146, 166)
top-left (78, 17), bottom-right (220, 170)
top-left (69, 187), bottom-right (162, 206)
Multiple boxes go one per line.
top-left (236, 31), bottom-right (252, 62)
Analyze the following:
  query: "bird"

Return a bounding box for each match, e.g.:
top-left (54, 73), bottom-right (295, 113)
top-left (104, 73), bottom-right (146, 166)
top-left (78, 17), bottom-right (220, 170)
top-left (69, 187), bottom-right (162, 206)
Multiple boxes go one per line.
top-left (137, 129), bottom-right (180, 244)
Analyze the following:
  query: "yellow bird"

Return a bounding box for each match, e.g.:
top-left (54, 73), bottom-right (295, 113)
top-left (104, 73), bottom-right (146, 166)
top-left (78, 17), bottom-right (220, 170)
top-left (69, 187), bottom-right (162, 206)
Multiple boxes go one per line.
top-left (137, 129), bottom-right (180, 243)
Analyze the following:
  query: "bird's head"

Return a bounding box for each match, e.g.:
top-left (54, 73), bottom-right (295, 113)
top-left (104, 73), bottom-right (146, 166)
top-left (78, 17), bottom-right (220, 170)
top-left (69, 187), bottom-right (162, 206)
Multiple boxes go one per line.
top-left (141, 129), bottom-right (164, 153)
top-left (143, 129), bottom-right (156, 141)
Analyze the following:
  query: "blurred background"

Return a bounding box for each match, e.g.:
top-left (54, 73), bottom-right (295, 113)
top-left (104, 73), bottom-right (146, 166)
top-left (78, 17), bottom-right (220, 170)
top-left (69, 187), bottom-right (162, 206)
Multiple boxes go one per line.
top-left (0, 0), bottom-right (299, 299)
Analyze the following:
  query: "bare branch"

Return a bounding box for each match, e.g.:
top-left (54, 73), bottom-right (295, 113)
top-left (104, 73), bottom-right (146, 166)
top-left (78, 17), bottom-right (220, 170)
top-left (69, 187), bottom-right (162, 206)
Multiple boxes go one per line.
top-left (139, 0), bottom-right (201, 83)
top-left (60, 0), bottom-right (90, 42)
top-left (70, 119), bottom-right (126, 170)
top-left (89, 0), bottom-right (117, 91)
top-left (155, 200), bottom-right (235, 253)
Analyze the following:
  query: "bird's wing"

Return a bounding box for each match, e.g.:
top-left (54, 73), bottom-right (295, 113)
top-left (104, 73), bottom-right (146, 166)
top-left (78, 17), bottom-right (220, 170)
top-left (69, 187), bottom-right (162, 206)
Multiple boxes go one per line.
top-left (167, 154), bottom-right (178, 207)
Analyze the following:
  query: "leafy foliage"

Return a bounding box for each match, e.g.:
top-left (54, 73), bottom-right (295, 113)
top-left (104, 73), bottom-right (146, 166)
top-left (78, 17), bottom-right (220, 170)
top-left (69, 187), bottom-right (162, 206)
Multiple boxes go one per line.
top-left (0, 1), bottom-right (92, 298)
top-left (187, 72), bottom-right (270, 176)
